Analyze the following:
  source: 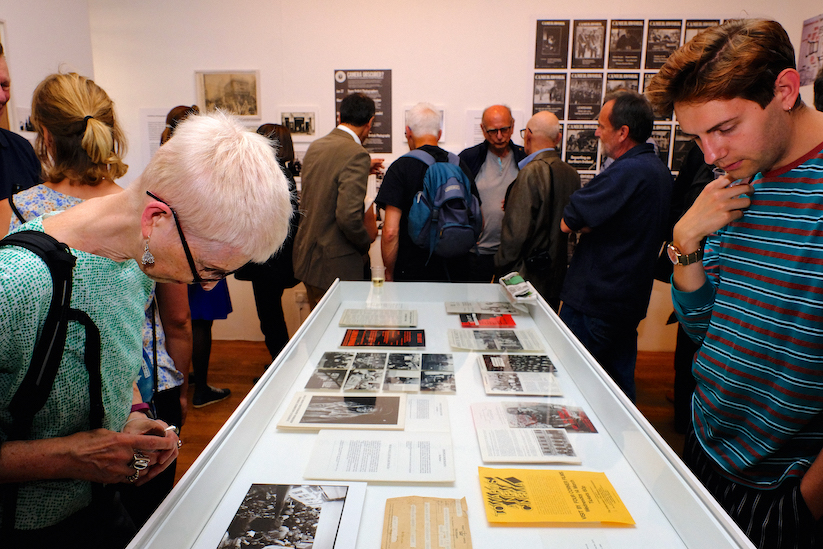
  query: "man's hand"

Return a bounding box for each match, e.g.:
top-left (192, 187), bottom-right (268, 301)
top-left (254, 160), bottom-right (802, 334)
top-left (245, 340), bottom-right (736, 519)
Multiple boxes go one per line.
top-left (672, 175), bottom-right (753, 255)
top-left (370, 158), bottom-right (385, 175)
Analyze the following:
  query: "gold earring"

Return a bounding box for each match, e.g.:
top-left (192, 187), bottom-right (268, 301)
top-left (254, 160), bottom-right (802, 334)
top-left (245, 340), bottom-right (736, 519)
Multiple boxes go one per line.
top-left (141, 238), bottom-right (155, 265)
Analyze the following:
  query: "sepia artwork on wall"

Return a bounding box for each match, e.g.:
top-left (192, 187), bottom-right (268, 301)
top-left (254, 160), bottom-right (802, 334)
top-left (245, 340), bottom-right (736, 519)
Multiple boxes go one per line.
top-left (278, 106), bottom-right (317, 141)
top-left (196, 70), bottom-right (260, 119)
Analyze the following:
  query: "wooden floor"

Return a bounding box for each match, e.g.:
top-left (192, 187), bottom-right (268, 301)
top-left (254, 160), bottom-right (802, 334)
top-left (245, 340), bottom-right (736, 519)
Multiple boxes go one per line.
top-left (175, 343), bottom-right (684, 484)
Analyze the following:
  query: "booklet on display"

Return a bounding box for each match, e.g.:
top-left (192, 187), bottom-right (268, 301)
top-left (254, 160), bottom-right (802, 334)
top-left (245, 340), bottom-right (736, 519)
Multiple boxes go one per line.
top-left (471, 402), bottom-right (580, 464)
top-left (277, 392), bottom-right (406, 431)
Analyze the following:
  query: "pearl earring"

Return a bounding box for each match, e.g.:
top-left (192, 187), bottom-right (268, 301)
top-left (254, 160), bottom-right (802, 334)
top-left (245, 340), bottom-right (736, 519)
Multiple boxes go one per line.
top-left (141, 238), bottom-right (155, 265)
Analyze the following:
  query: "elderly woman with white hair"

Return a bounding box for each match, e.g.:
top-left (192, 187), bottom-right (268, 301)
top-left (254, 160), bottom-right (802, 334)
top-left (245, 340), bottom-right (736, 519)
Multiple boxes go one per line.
top-left (0, 111), bottom-right (292, 547)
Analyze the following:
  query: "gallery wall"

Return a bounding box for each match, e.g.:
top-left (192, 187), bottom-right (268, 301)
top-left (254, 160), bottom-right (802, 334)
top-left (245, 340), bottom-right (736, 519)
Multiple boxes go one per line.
top-left (2, 1), bottom-right (821, 349)
top-left (0, 0), bottom-right (94, 132)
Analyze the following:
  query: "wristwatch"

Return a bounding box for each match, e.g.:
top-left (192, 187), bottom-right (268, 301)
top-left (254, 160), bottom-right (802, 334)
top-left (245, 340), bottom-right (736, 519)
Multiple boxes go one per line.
top-left (667, 242), bottom-right (703, 266)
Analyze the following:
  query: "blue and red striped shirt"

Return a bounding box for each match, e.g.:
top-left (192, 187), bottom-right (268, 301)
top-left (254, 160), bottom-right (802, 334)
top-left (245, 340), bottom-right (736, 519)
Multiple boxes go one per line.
top-left (673, 141), bottom-right (823, 489)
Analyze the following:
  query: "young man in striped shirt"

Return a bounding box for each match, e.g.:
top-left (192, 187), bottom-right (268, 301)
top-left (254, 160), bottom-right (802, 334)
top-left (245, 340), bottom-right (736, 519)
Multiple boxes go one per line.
top-left (646, 19), bottom-right (823, 548)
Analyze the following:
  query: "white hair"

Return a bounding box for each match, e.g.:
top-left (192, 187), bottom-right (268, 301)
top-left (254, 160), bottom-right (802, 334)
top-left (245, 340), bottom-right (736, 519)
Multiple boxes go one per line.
top-left (406, 102), bottom-right (441, 137)
top-left (137, 110), bottom-right (292, 262)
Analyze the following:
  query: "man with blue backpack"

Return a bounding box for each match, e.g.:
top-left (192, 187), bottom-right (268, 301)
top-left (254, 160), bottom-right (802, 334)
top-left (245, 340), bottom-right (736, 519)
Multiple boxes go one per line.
top-left (377, 102), bottom-right (482, 282)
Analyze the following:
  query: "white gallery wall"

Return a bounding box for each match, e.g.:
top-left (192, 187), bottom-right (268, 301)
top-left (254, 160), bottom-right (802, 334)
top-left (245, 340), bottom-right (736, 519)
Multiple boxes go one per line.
top-left (2, 0), bottom-right (821, 349)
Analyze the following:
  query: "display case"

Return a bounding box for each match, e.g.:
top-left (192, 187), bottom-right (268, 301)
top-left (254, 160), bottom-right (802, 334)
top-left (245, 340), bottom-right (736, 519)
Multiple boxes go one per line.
top-left (128, 281), bottom-right (754, 549)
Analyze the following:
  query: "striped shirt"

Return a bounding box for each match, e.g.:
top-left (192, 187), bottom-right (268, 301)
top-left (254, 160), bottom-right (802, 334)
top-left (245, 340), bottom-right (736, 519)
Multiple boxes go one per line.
top-left (673, 141), bottom-right (823, 489)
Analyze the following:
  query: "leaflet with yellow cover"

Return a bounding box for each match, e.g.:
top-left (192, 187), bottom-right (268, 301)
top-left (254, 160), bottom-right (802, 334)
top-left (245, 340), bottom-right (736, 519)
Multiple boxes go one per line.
top-left (478, 467), bottom-right (634, 525)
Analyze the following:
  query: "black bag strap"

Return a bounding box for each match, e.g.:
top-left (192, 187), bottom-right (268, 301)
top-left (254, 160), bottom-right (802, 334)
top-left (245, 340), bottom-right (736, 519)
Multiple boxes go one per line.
top-left (0, 230), bottom-right (104, 531)
top-left (8, 196), bottom-right (26, 225)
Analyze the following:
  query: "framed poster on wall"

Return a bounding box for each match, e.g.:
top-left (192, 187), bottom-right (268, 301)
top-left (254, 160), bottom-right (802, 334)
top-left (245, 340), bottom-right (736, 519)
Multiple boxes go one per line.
top-left (196, 70), bottom-right (260, 119)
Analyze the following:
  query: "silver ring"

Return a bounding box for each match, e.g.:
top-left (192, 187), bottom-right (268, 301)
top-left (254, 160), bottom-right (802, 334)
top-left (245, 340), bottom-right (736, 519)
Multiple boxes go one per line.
top-left (130, 453), bottom-right (150, 471)
top-left (127, 471), bottom-right (139, 483)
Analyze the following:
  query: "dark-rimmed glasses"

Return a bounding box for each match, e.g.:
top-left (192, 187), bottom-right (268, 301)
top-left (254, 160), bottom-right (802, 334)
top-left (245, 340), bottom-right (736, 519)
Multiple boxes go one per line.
top-left (146, 191), bottom-right (231, 284)
top-left (483, 125), bottom-right (512, 136)
top-left (520, 127), bottom-right (533, 139)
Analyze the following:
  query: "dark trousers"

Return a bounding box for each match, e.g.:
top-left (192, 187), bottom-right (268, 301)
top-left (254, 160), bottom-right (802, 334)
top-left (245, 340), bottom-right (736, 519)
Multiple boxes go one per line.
top-left (250, 279), bottom-right (290, 360)
top-left (684, 427), bottom-right (822, 548)
top-left (559, 304), bottom-right (639, 402)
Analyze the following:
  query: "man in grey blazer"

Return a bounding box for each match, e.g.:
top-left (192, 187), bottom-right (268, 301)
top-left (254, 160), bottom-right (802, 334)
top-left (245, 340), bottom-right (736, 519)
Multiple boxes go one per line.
top-left (293, 93), bottom-right (377, 307)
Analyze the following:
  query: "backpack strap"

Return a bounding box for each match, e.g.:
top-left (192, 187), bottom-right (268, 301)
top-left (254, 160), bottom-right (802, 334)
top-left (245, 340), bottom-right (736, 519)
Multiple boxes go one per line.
top-left (403, 148), bottom-right (436, 166)
top-left (7, 196), bottom-right (26, 225)
top-left (0, 230), bottom-right (104, 532)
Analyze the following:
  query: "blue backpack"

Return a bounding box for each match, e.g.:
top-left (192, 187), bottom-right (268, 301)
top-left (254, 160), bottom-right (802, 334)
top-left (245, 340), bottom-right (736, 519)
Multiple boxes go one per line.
top-left (405, 149), bottom-right (482, 261)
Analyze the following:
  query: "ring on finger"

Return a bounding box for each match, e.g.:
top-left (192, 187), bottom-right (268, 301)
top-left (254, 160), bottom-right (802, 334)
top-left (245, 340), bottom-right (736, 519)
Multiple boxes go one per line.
top-left (130, 453), bottom-right (150, 471)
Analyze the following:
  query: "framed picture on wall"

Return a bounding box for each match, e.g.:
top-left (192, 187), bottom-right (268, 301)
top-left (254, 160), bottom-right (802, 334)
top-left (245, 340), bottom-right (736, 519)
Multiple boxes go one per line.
top-left (195, 70), bottom-right (260, 119)
top-left (278, 106), bottom-right (318, 142)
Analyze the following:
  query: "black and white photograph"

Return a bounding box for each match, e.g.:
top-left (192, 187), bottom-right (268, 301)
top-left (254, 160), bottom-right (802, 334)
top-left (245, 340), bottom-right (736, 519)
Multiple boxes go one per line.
top-left (651, 124), bottom-right (673, 168)
top-left (571, 20), bottom-right (606, 69)
top-left (535, 20), bottom-right (570, 69)
top-left (280, 108), bottom-right (317, 140)
top-left (305, 369), bottom-right (350, 391)
top-left (565, 123), bottom-right (599, 170)
top-left (568, 73), bottom-right (603, 121)
top-left (196, 70), bottom-right (260, 118)
top-left (605, 72), bottom-right (640, 95)
top-left (684, 19), bottom-right (720, 44)
top-left (317, 352), bottom-right (355, 370)
top-left (352, 352), bottom-right (388, 370)
top-left (644, 72), bottom-right (672, 120)
top-left (387, 353), bottom-right (422, 370)
top-left (342, 369), bottom-right (385, 392)
top-left (383, 370), bottom-right (422, 392)
top-left (484, 372), bottom-right (524, 393)
top-left (645, 20), bottom-right (683, 69)
top-left (481, 354), bottom-right (556, 373)
top-left (671, 126), bottom-right (694, 172)
top-left (421, 354), bottom-right (454, 372)
top-left (420, 372), bottom-right (456, 394)
top-left (289, 394), bottom-right (404, 428)
top-left (532, 73), bottom-right (566, 118)
top-left (218, 484), bottom-right (350, 549)
top-left (608, 20), bottom-right (644, 69)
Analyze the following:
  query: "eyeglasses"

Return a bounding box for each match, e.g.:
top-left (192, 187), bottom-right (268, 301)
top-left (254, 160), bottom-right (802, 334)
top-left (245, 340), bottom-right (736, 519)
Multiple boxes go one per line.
top-left (483, 125), bottom-right (512, 136)
top-left (145, 191), bottom-right (232, 284)
top-left (520, 127), bottom-right (533, 139)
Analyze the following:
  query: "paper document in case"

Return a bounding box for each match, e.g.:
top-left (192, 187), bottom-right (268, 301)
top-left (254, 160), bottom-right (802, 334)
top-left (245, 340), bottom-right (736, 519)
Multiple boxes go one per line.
top-left (478, 467), bottom-right (634, 525)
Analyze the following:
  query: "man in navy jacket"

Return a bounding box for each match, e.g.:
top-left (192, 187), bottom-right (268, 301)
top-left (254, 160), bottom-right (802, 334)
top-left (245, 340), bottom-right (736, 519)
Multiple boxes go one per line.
top-left (559, 90), bottom-right (672, 402)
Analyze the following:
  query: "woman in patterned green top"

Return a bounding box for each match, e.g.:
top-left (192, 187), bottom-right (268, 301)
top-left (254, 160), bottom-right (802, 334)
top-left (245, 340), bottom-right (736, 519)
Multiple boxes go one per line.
top-left (0, 109), bottom-right (292, 547)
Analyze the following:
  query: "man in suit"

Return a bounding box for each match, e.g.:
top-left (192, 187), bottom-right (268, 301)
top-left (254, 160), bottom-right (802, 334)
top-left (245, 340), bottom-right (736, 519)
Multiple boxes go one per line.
top-left (293, 93), bottom-right (377, 307)
top-left (495, 111), bottom-right (580, 311)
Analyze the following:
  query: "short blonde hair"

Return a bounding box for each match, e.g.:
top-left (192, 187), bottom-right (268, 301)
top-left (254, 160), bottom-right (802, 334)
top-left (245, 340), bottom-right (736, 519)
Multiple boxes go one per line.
top-left (31, 72), bottom-right (127, 184)
top-left (138, 111), bottom-right (292, 263)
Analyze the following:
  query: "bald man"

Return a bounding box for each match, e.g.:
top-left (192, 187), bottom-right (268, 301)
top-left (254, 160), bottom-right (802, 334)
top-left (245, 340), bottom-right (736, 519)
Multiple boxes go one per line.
top-left (459, 105), bottom-right (527, 282)
top-left (495, 111), bottom-right (580, 310)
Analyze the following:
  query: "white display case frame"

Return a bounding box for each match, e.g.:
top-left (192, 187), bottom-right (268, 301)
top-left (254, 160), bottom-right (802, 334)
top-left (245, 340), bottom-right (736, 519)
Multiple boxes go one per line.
top-left (128, 281), bottom-right (754, 549)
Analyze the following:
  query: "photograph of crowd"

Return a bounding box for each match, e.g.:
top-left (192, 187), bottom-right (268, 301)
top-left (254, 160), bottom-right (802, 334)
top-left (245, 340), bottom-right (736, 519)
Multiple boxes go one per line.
top-left (219, 484), bottom-right (349, 549)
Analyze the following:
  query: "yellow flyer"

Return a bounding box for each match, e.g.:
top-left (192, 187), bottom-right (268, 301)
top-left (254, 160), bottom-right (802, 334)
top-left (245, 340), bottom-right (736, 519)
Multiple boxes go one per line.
top-left (478, 467), bottom-right (634, 525)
